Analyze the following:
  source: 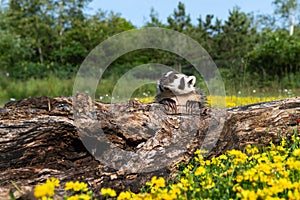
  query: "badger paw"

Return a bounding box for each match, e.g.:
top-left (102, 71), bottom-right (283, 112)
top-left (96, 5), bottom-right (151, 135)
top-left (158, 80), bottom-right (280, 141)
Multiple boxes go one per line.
top-left (159, 98), bottom-right (177, 114)
top-left (186, 100), bottom-right (203, 114)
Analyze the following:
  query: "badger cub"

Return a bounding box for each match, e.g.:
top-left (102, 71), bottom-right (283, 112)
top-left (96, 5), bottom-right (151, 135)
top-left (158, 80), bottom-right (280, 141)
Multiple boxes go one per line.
top-left (155, 71), bottom-right (206, 114)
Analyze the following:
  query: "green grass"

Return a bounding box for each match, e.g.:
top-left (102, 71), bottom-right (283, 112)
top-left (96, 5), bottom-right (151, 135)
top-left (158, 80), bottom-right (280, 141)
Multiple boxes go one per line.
top-left (0, 73), bottom-right (299, 106)
top-left (0, 75), bottom-right (74, 105)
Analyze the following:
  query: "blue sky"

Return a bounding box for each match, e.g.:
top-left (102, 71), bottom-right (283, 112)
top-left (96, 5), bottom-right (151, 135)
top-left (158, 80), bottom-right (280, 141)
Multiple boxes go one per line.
top-left (88, 0), bottom-right (275, 27)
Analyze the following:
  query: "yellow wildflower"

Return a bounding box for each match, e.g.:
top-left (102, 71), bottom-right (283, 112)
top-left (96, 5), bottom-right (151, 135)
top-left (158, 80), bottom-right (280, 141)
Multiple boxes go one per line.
top-left (195, 154), bottom-right (205, 165)
top-left (281, 137), bottom-right (286, 147)
top-left (149, 176), bottom-right (165, 188)
top-left (138, 97), bottom-right (154, 103)
top-left (207, 96), bottom-right (280, 108)
top-left (117, 191), bottom-right (132, 200)
top-left (233, 184), bottom-right (242, 192)
top-left (227, 149), bottom-right (248, 163)
top-left (293, 149), bottom-right (300, 157)
top-left (183, 167), bottom-right (190, 174)
top-left (288, 189), bottom-right (300, 200)
top-left (194, 166), bottom-right (206, 176)
top-left (146, 176), bottom-right (166, 193)
top-left (65, 181), bottom-right (88, 192)
top-left (67, 194), bottom-right (91, 200)
top-left (287, 157), bottom-right (300, 170)
top-left (46, 177), bottom-right (60, 187)
top-left (219, 154), bottom-right (228, 160)
top-left (202, 176), bottom-right (215, 189)
top-left (211, 156), bottom-right (220, 165)
top-left (169, 184), bottom-right (181, 197)
top-left (101, 188), bottom-right (117, 197)
top-left (276, 145), bottom-right (286, 153)
top-left (236, 175), bottom-right (243, 183)
top-left (34, 177), bottom-right (59, 198)
top-left (205, 160), bottom-right (211, 166)
top-left (194, 149), bottom-right (207, 155)
top-left (272, 155), bottom-right (286, 163)
top-left (241, 189), bottom-right (258, 200)
top-left (257, 154), bottom-right (269, 163)
top-left (226, 168), bottom-right (233, 174)
top-left (179, 178), bottom-right (189, 191)
top-left (34, 183), bottom-right (55, 198)
top-left (246, 145), bottom-right (259, 155)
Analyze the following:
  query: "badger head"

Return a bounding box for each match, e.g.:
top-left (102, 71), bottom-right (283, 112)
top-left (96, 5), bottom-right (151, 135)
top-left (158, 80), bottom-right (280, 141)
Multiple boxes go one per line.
top-left (157, 71), bottom-right (196, 95)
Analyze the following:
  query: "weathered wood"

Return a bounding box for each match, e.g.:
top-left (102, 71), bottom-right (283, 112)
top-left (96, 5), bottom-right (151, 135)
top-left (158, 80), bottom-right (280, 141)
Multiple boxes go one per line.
top-left (0, 95), bottom-right (299, 199)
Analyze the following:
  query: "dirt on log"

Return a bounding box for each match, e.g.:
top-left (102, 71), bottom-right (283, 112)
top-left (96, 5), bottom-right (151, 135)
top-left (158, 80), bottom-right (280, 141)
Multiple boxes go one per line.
top-left (0, 95), bottom-right (299, 199)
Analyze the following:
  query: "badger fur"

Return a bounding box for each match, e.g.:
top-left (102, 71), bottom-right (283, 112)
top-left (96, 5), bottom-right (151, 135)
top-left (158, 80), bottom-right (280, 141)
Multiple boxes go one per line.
top-left (155, 71), bottom-right (206, 114)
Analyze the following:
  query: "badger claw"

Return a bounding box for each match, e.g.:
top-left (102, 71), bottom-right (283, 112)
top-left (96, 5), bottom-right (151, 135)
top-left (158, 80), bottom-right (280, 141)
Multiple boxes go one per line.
top-left (159, 98), bottom-right (177, 114)
top-left (186, 100), bottom-right (203, 114)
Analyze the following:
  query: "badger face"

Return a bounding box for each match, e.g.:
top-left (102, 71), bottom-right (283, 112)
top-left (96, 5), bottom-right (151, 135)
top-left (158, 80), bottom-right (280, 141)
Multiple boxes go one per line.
top-left (157, 71), bottom-right (196, 95)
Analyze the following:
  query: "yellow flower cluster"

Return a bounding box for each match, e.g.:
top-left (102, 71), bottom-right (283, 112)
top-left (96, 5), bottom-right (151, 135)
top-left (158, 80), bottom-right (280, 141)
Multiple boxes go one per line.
top-left (115, 176), bottom-right (180, 200)
top-left (146, 176), bottom-right (166, 193)
top-left (33, 132), bottom-right (300, 199)
top-left (34, 177), bottom-right (60, 199)
top-left (138, 97), bottom-right (154, 104)
top-left (111, 132), bottom-right (300, 200)
top-left (232, 137), bottom-right (300, 200)
top-left (66, 194), bottom-right (91, 200)
top-left (65, 181), bottom-right (89, 192)
top-left (138, 95), bottom-right (282, 108)
top-left (207, 95), bottom-right (281, 108)
top-left (34, 179), bottom-right (92, 200)
top-left (101, 188), bottom-right (117, 197)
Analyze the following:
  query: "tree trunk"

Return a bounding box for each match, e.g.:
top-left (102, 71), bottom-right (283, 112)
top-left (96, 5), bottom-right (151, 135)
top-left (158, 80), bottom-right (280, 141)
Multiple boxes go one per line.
top-left (289, 11), bottom-right (295, 36)
top-left (0, 95), bottom-right (299, 199)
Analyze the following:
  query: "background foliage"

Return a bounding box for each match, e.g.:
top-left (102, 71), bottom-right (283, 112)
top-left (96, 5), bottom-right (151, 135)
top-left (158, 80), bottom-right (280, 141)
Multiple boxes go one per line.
top-left (0, 0), bottom-right (299, 104)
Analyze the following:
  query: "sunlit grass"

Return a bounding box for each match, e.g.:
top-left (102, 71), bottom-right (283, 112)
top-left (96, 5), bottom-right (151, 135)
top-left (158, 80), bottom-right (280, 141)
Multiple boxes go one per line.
top-left (0, 75), bottom-right (74, 105)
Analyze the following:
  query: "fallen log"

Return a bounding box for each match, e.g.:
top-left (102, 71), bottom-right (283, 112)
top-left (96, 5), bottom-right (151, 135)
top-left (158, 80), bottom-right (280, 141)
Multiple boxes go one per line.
top-left (0, 95), bottom-right (299, 199)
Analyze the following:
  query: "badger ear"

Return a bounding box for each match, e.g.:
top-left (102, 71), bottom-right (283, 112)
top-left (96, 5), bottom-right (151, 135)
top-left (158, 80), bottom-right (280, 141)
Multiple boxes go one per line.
top-left (187, 76), bottom-right (196, 87)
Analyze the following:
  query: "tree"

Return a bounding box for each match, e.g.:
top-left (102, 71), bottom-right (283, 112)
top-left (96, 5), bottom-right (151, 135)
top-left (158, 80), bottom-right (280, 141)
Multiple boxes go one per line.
top-left (255, 14), bottom-right (277, 32)
top-left (5, 0), bottom-right (56, 64)
top-left (51, 0), bottom-right (92, 61)
top-left (246, 30), bottom-right (300, 84)
top-left (0, 30), bottom-right (32, 72)
top-left (1, 0), bottom-right (98, 78)
top-left (0, 6), bottom-right (33, 73)
top-left (190, 14), bottom-right (222, 55)
top-left (145, 7), bottom-right (164, 27)
top-left (273, 0), bottom-right (299, 36)
top-left (0, 0), bottom-right (8, 11)
top-left (167, 1), bottom-right (192, 32)
top-left (214, 7), bottom-right (257, 70)
top-left (56, 10), bottom-right (134, 68)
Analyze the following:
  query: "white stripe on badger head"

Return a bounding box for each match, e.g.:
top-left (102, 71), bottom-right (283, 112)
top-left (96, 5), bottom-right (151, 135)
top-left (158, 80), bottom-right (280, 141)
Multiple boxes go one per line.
top-left (171, 75), bottom-right (182, 90)
top-left (164, 71), bottom-right (175, 77)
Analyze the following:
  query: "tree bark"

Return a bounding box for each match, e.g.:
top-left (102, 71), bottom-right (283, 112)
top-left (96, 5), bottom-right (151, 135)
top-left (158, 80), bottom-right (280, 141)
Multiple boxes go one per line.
top-left (0, 95), bottom-right (299, 199)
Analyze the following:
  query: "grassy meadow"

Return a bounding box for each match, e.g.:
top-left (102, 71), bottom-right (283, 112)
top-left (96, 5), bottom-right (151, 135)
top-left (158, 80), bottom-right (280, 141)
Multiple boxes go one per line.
top-left (0, 73), bottom-right (298, 107)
